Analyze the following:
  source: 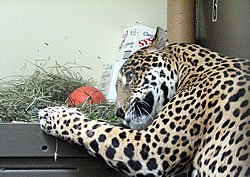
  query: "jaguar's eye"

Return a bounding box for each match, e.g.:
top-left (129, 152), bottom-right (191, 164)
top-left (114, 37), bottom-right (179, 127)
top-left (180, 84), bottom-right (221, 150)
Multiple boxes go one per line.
top-left (125, 71), bottom-right (134, 84)
top-left (117, 79), bottom-right (122, 85)
top-left (126, 75), bottom-right (133, 83)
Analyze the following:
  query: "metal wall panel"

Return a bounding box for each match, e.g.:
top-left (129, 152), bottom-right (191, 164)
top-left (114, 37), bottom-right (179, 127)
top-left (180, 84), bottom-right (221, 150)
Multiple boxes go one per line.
top-left (0, 124), bottom-right (127, 177)
top-left (196, 0), bottom-right (250, 58)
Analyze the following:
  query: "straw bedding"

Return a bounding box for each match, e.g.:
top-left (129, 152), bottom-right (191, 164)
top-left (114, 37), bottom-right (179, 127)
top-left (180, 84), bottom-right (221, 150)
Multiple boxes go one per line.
top-left (0, 62), bottom-right (118, 123)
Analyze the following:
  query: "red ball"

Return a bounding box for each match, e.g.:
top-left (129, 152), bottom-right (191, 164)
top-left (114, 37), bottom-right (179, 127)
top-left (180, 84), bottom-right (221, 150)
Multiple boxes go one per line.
top-left (68, 86), bottom-right (106, 107)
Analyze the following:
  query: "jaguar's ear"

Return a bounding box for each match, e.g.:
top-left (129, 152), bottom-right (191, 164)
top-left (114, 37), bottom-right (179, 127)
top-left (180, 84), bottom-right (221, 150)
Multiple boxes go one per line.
top-left (148, 27), bottom-right (168, 51)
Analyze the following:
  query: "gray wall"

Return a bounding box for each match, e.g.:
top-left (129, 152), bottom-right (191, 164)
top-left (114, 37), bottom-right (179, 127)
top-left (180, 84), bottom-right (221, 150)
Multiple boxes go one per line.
top-left (0, 124), bottom-right (127, 177)
top-left (196, 0), bottom-right (250, 58)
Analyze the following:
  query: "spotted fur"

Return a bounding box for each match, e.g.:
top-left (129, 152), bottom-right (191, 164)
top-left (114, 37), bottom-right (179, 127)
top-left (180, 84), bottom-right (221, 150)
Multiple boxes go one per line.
top-left (40, 27), bottom-right (250, 177)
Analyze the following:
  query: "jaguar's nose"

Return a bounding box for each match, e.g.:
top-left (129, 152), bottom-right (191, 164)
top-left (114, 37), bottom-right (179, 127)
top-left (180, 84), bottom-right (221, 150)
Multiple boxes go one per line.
top-left (116, 108), bottom-right (125, 119)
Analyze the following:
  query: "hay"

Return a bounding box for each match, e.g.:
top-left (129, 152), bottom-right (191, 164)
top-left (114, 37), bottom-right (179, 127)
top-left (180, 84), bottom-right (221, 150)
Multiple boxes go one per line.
top-left (0, 62), bottom-right (119, 123)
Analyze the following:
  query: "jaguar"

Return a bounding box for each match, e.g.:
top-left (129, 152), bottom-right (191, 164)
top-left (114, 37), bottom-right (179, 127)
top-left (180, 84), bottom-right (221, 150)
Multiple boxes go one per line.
top-left (39, 27), bottom-right (250, 177)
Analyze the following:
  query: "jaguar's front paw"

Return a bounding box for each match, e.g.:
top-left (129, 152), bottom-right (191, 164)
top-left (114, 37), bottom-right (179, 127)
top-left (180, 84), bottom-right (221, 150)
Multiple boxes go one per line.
top-left (39, 106), bottom-right (83, 138)
top-left (39, 106), bottom-right (61, 135)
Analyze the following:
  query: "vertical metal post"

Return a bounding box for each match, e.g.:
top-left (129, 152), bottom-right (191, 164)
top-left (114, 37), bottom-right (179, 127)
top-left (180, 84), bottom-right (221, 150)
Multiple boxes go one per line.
top-left (167, 0), bottom-right (195, 43)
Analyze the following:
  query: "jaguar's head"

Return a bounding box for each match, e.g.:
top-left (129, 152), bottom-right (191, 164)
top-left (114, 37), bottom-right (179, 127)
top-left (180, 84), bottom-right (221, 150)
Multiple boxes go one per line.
top-left (115, 27), bottom-right (178, 130)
